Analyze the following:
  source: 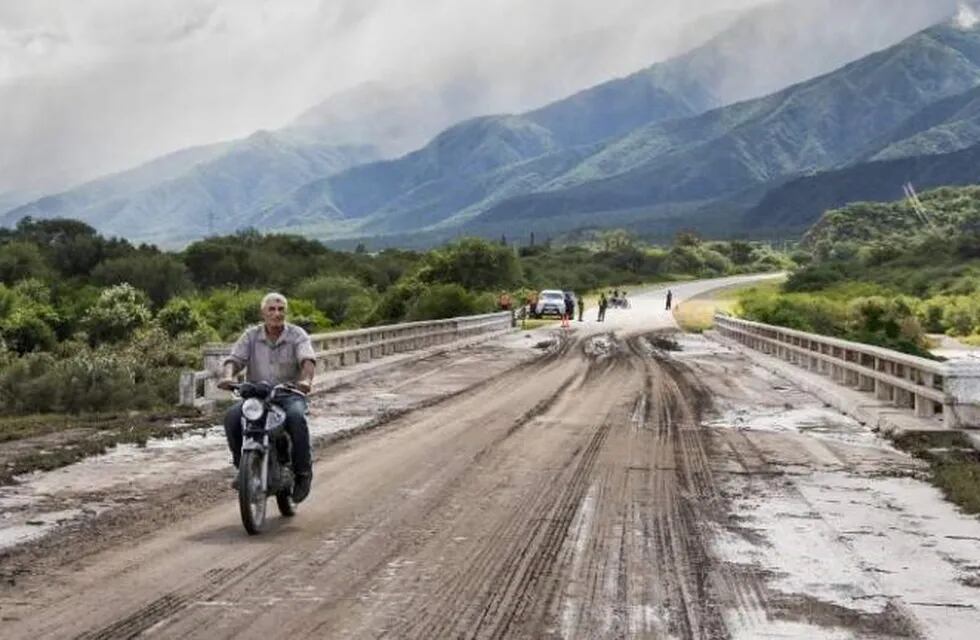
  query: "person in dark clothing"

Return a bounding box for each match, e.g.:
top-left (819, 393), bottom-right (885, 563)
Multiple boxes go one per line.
top-left (665, 289), bottom-right (673, 311)
top-left (577, 296), bottom-right (585, 322)
top-left (598, 293), bottom-right (608, 322)
top-left (564, 294), bottom-right (574, 321)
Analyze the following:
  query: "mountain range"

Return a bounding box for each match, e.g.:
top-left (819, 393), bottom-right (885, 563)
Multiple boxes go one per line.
top-left (2, 0), bottom-right (973, 247)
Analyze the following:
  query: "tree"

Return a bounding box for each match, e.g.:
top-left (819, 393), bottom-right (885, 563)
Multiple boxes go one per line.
top-left (0, 241), bottom-right (51, 284)
top-left (92, 253), bottom-right (193, 307)
top-left (674, 230), bottom-right (702, 247)
top-left (419, 238), bottom-right (522, 291)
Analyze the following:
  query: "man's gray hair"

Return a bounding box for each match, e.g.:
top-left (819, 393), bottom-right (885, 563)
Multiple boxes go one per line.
top-left (260, 292), bottom-right (288, 310)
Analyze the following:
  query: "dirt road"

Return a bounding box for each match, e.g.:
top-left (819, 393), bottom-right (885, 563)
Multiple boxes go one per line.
top-left (3, 279), bottom-right (979, 639)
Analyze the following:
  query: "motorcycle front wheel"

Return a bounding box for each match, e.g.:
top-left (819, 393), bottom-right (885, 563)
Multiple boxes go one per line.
top-left (238, 450), bottom-right (267, 535)
top-left (276, 490), bottom-right (296, 517)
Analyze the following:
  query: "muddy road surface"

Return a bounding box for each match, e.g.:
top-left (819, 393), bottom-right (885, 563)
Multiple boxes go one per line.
top-left (3, 279), bottom-right (979, 639)
top-left (4, 331), bottom-right (730, 638)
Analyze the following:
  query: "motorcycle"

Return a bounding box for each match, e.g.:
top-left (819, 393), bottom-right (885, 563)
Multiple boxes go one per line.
top-left (229, 382), bottom-right (303, 534)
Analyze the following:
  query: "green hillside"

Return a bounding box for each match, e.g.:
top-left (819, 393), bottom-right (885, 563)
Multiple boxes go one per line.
top-left (742, 140), bottom-right (980, 233)
top-left (475, 24), bottom-right (980, 233)
top-left (738, 187), bottom-right (980, 358)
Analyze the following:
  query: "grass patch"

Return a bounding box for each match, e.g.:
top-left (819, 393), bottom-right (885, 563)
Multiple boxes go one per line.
top-left (961, 334), bottom-right (980, 347)
top-left (0, 410), bottom-right (210, 485)
top-left (519, 318), bottom-right (561, 330)
top-left (893, 431), bottom-right (980, 515)
top-left (674, 280), bottom-right (783, 333)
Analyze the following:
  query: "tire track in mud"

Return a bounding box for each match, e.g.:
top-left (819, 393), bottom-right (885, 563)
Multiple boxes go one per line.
top-left (76, 562), bottom-right (255, 640)
top-left (372, 332), bottom-right (735, 640)
top-left (387, 355), bottom-right (627, 639)
top-left (553, 334), bottom-right (731, 639)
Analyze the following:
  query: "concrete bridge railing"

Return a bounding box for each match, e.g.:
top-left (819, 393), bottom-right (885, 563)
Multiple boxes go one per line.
top-left (714, 314), bottom-right (980, 429)
top-left (179, 312), bottom-right (513, 408)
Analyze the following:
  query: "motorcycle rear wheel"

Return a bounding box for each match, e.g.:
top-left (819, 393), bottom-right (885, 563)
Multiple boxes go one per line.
top-left (238, 450), bottom-right (267, 535)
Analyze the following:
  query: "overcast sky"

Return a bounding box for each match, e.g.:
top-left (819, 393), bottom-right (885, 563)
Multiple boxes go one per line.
top-left (0, 0), bottom-right (971, 198)
top-left (0, 0), bottom-right (775, 196)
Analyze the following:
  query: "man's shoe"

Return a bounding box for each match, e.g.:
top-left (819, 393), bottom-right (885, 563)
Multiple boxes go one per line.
top-left (292, 473), bottom-right (312, 503)
top-left (231, 475), bottom-right (240, 491)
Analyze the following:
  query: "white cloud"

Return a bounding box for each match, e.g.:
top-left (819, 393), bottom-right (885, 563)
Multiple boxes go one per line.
top-left (955, 2), bottom-right (980, 29)
top-left (0, 0), bottom-right (959, 196)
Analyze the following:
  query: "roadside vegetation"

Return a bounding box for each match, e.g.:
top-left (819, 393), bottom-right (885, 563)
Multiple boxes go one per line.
top-left (893, 431), bottom-right (980, 516)
top-left (733, 187), bottom-right (980, 358)
top-left (673, 280), bottom-right (783, 333)
top-left (0, 219), bottom-right (789, 427)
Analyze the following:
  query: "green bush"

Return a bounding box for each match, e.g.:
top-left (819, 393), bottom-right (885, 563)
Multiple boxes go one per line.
top-left (157, 298), bottom-right (211, 338)
top-left (284, 298), bottom-right (330, 334)
top-left (294, 275), bottom-right (377, 326)
top-left (83, 283), bottom-right (152, 345)
top-left (943, 297), bottom-right (980, 336)
top-left (406, 284), bottom-right (494, 321)
top-left (2, 310), bottom-right (58, 354)
top-left (189, 288), bottom-right (264, 340)
top-left (419, 238), bottom-right (523, 291)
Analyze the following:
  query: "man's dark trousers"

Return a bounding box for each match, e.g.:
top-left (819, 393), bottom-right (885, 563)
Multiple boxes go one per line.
top-left (224, 396), bottom-right (312, 474)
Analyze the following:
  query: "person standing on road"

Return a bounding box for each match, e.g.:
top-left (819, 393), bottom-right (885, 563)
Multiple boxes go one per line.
top-left (598, 293), bottom-right (608, 322)
top-left (218, 292), bottom-right (317, 502)
top-left (665, 289), bottom-right (673, 311)
top-left (577, 295), bottom-right (585, 322)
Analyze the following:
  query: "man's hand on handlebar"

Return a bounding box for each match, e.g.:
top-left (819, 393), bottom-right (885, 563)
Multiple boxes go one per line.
top-left (217, 378), bottom-right (237, 391)
top-left (295, 380), bottom-right (312, 394)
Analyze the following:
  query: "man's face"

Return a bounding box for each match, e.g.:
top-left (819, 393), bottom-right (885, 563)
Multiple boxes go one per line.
top-left (262, 300), bottom-right (286, 331)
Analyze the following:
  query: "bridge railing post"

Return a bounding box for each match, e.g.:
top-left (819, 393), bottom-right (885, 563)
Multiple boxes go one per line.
top-left (713, 313), bottom-right (962, 428)
top-left (943, 360), bottom-right (980, 428)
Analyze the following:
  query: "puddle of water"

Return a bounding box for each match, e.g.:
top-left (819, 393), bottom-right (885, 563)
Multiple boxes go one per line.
top-left (706, 403), bottom-right (894, 453)
top-left (0, 508), bottom-right (89, 550)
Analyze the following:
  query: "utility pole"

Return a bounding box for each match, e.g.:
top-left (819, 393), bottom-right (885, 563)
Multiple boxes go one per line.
top-left (903, 182), bottom-right (937, 232)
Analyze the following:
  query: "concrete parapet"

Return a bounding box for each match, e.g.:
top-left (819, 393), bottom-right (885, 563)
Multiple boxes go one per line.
top-left (715, 313), bottom-right (977, 430)
top-left (178, 312), bottom-right (512, 408)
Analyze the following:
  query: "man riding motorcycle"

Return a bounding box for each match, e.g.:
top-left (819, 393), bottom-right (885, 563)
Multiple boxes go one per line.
top-left (218, 292), bottom-right (316, 502)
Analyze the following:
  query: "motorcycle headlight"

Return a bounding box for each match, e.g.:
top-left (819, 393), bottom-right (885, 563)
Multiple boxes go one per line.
top-left (241, 398), bottom-right (265, 421)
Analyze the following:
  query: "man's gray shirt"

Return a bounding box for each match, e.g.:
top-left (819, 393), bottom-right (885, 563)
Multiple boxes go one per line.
top-left (224, 323), bottom-right (317, 385)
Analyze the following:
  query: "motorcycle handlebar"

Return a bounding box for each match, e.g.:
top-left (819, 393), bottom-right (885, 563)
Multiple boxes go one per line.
top-left (225, 381), bottom-right (308, 399)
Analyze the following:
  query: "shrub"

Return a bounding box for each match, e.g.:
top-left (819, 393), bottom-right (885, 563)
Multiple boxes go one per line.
top-left (2, 310), bottom-right (58, 354)
top-left (406, 284), bottom-right (493, 321)
top-left (283, 298), bottom-right (330, 334)
top-left (83, 283), bottom-right (152, 345)
top-left (943, 297), bottom-right (980, 336)
top-left (294, 275), bottom-right (375, 326)
top-left (157, 298), bottom-right (211, 338)
top-left (189, 289), bottom-right (264, 340)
